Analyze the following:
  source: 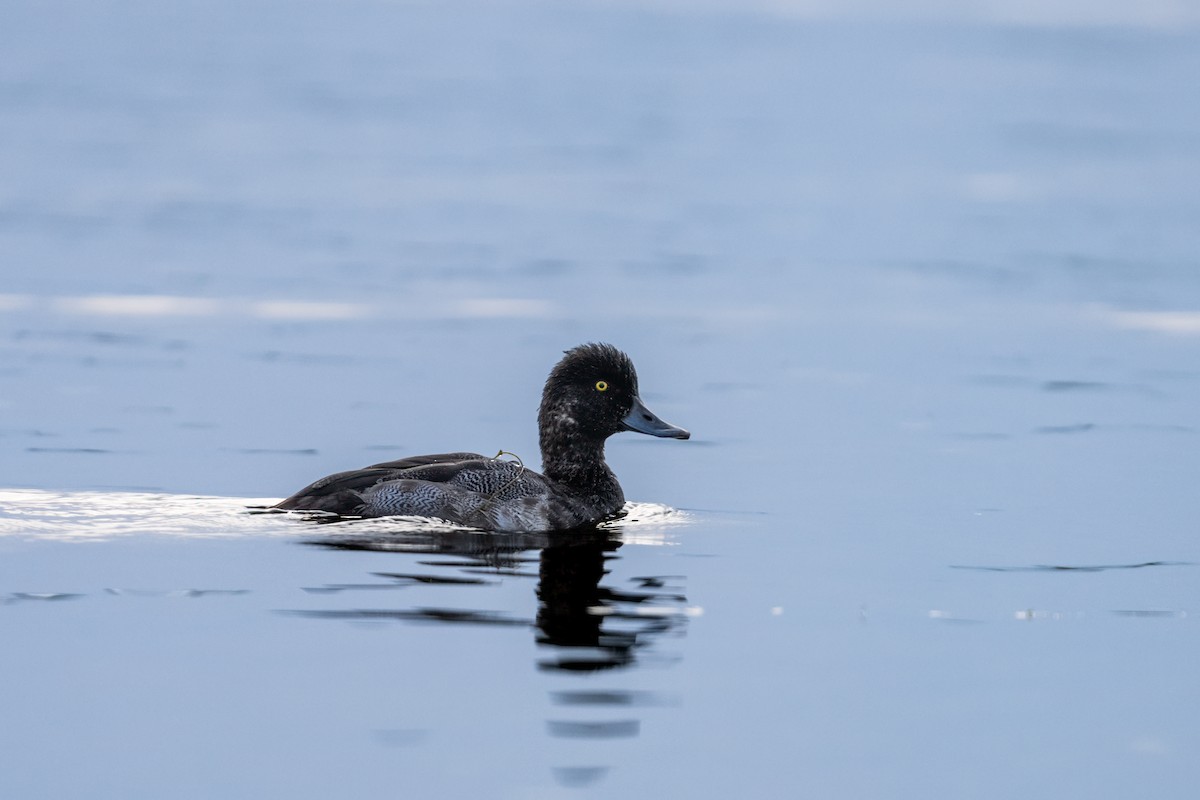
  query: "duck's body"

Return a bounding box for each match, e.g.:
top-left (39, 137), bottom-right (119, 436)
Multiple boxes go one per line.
top-left (274, 344), bottom-right (689, 531)
top-left (276, 451), bottom-right (619, 531)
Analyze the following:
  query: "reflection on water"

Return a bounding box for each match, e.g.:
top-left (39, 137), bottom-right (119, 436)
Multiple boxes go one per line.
top-left (951, 560), bottom-right (1190, 573)
top-left (2, 292), bottom-right (562, 322)
top-left (296, 521), bottom-right (695, 674)
top-left (0, 488), bottom-right (696, 788)
top-left (293, 517), bottom-right (695, 782)
top-left (3, 591), bottom-right (84, 604)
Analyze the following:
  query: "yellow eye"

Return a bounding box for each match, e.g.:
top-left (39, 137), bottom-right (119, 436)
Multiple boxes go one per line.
top-left (595, 380), bottom-right (608, 392)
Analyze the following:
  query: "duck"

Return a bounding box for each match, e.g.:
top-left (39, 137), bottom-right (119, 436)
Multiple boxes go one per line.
top-left (274, 343), bottom-right (690, 531)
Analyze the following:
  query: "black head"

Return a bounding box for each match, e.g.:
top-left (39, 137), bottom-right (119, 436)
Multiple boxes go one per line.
top-left (539, 343), bottom-right (690, 443)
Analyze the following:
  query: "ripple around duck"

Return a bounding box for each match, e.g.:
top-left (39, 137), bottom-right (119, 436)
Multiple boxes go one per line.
top-left (0, 489), bottom-right (690, 542)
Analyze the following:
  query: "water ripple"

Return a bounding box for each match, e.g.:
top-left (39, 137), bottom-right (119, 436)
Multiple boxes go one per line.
top-left (0, 489), bottom-right (688, 541)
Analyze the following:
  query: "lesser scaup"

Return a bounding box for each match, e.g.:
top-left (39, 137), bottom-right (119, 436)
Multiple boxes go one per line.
top-left (274, 343), bottom-right (689, 531)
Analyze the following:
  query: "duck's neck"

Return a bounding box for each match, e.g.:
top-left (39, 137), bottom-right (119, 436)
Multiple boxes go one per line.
top-left (539, 425), bottom-right (623, 505)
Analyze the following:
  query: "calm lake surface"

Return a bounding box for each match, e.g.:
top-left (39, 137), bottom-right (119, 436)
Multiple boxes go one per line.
top-left (3, 1), bottom-right (1200, 797)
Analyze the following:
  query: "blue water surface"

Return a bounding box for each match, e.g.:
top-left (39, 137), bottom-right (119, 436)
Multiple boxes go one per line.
top-left (2, 1), bottom-right (1199, 797)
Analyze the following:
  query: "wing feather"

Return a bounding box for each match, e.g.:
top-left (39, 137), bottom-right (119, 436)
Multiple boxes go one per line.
top-left (273, 452), bottom-right (534, 514)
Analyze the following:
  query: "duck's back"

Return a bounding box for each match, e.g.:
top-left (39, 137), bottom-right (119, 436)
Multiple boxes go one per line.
top-left (273, 452), bottom-right (483, 513)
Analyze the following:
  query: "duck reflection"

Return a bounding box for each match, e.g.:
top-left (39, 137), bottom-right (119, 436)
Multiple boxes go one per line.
top-left (297, 523), bottom-right (689, 673)
top-left (535, 534), bottom-right (617, 668)
top-left (292, 520), bottom-right (689, 787)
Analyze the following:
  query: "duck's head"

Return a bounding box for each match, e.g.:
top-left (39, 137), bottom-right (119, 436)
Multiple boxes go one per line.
top-left (539, 343), bottom-right (690, 443)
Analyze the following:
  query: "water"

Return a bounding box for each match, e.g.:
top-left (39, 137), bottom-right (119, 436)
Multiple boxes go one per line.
top-left (3, 1), bottom-right (1200, 797)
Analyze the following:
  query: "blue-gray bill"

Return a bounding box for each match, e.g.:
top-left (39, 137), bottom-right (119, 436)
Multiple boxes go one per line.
top-left (621, 396), bottom-right (690, 439)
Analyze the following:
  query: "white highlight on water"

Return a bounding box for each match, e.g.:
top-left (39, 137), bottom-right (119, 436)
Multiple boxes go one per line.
top-left (0, 490), bottom-right (688, 543)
